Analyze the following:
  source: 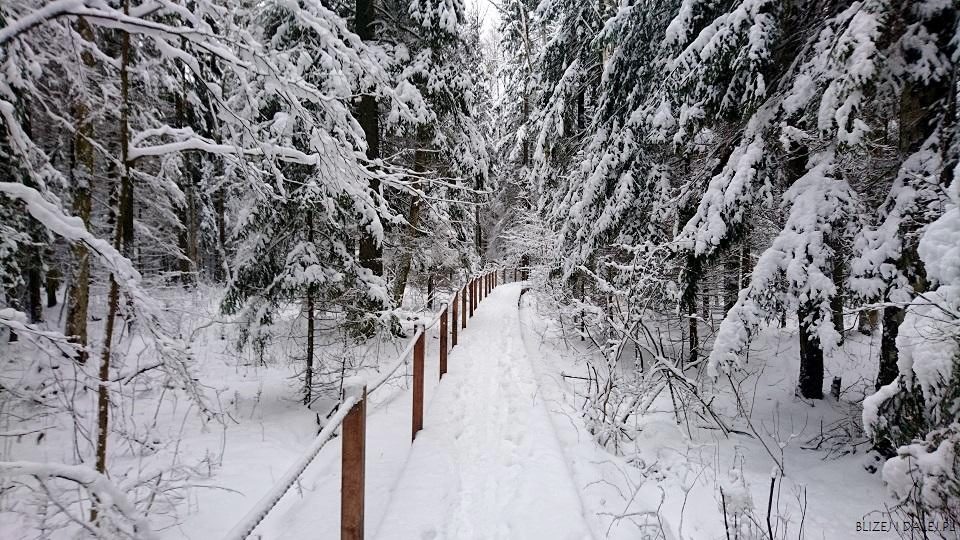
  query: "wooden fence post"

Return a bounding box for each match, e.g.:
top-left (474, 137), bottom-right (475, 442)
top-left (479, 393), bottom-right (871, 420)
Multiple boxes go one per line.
top-left (439, 305), bottom-right (448, 379)
top-left (452, 292), bottom-right (458, 347)
top-left (412, 327), bottom-right (425, 441)
top-left (341, 381), bottom-right (366, 540)
top-left (461, 285), bottom-right (467, 329)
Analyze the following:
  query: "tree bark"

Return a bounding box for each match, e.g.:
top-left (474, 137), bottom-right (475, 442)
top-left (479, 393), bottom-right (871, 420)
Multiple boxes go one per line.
top-left (797, 302), bottom-right (824, 399)
top-left (474, 173), bottom-right (484, 257)
top-left (830, 240), bottom-right (845, 345)
top-left (26, 250), bottom-right (42, 323)
top-left (783, 142), bottom-right (825, 398)
top-left (875, 73), bottom-right (941, 387)
top-left (390, 128), bottom-right (428, 305)
top-left (304, 210), bottom-right (315, 405)
top-left (45, 265), bottom-right (59, 308)
top-left (877, 306), bottom-right (903, 389)
top-left (175, 61), bottom-right (199, 283)
top-left (93, 2), bottom-right (132, 520)
top-left (682, 254), bottom-right (700, 368)
top-left (66, 78), bottom-right (93, 361)
top-left (64, 18), bottom-right (95, 358)
top-left (356, 0), bottom-right (382, 279)
top-left (858, 309), bottom-right (879, 335)
top-left (426, 273), bottom-right (435, 309)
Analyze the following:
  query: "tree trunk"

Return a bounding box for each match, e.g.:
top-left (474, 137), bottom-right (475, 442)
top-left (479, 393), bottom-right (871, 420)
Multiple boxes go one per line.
top-left (858, 309), bottom-right (878, 335)
top-left (356, 0), bottom-right (382, 279)
top-left (304, 210), bottom-right (315, 405)
top-left (93, 3), bottom-right (131, 521)
top-left (215, 187), bottom-right (227, 281)
top-left (45, 267), bottom-right (59, 308)
top-left (738, 229), bottom-right (751, 289)
top-left (26, 250), bottom-right (42, 323)
top-left (426, 273), bottom-right (435, 309)
top-left (723, 249), bottom-right (738, 313)
top-left (830, 243), bottom-right (845, 345)
top-left (784, 143), bottom-right (825, 398)
top-left (475, 173), bottom-right (483, 257)
top-left (683, 254), bottom-right (700, 368)
top-left (390, 128), bottom-right (428, 305)
top-left (797, 302), bottom-right (824, 399)
top-left (66, 43), bottom-right (93, 361)
top-left (875, 73), bottom-right (941, 386)
top-left (877, 306), bottom-right (903, 390)
top-left (175, 64), bottom-right (199, 284)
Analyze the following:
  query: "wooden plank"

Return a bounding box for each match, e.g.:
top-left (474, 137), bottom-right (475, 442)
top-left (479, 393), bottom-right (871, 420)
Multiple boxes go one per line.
top-left (461, 285), bottom-right (467, 329)
top-left (341, 383), bottom-right (366, 540)
top-left (412, 328), bottom-right (424, 441)
top-left (452, 292), bottom-right (459, 346)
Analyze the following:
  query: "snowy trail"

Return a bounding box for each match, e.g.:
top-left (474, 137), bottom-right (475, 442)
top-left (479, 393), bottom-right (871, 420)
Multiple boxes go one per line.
top-left (373, 282), bottom-right (593, 540)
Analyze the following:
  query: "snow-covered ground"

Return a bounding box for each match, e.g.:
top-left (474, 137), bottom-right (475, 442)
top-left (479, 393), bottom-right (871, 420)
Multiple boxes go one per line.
top-left (518, 291), bottom-right (896, 540)
top-left (1, 281), bottom-right (896, 539)
top-left (171, 282), bottom-right (655, 539)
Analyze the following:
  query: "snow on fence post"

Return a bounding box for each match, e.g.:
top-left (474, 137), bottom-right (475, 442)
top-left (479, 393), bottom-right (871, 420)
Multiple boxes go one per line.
top-left (440, 304), bottom-right (448, 379)
top-left (412, 326), bottom-right (425, 441)
top-left (341, 378), bottom-right (366, 540)
top-left (461, 285), bottom-right (468, 328)
top-left (452, 292), bottom-right (459, 346)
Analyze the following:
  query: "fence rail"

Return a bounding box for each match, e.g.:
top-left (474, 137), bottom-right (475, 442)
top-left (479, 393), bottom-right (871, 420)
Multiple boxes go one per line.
top-left (223, 267), bottom-right (521, 540)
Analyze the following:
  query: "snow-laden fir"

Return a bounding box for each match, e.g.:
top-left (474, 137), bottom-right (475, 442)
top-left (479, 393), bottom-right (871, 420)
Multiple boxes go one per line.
top-left (1, 0), bottom-right (958, 538)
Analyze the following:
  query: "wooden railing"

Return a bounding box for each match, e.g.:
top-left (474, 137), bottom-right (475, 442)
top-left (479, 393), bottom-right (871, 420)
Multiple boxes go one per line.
top-left (223, 268), bottom-right (521, 540)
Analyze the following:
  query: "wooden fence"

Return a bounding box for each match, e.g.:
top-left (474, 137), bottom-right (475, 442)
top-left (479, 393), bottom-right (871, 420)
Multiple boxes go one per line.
top-left (224, 268), bottom-right (520, 540)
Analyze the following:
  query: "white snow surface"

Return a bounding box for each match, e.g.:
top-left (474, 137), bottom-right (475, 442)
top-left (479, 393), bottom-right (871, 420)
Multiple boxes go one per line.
top-left (371, 283), bottom-right (591, 539)
top-left (193, 282), bottom-right (653, 540)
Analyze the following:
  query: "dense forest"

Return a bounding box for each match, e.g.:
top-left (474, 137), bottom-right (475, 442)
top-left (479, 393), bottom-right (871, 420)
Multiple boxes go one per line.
top-left (1, 0), bottom-right (958, 538)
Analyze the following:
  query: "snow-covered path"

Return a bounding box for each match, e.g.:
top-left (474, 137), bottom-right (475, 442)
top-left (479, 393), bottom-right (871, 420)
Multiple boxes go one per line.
top-left (373, 282), bottom-right (592, 540)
